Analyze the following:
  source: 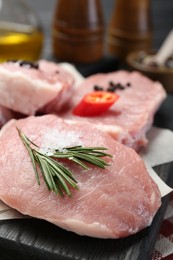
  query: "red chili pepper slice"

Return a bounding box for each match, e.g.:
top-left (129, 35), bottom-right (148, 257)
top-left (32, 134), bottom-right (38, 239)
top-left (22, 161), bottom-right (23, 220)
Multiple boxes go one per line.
top-left (73, 91), bottom-right (119, 117)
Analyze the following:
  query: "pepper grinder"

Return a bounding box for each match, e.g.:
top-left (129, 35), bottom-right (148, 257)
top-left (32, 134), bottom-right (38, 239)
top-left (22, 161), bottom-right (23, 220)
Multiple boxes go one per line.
top-left (52, 0), bottom-right (104, 64)
top-left (107, 0), bottom-right (153, 60)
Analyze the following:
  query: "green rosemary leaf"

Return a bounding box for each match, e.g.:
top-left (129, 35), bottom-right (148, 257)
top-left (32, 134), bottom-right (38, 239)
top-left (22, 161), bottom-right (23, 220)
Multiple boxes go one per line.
top-left (66, 152), bottom-right (109, 168)
top-left (54, 165), bottom-right (78, 189)
top-left (45, 159), bottom-right (74, 196)
top-left (51, 153), bottom-right (73, 159)
top-left (52, 169), bottom-right (72, 197)
top-left (68, 156), bottom-right (89, 170)
top-left (28, 148), bottom-right (40, 184)
top-left (36, 154), bottom-right (53, 191)
top-left (43, 161), bottom-right (59, 194)
top-left (17, 128), bottom-right (40, 185)
top-left (66, 146), bottom-right (108, 151)
top-left (67, 147), bottom-right (112, 158)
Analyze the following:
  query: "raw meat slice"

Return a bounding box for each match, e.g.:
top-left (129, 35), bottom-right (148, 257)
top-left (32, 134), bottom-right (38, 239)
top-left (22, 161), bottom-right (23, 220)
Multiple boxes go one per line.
top-left (0, 60), bottom-right (75, 115)
top-left (59, 71), bottom-right (166, 150)
top-left (0, 114), bottom-right (161, 238)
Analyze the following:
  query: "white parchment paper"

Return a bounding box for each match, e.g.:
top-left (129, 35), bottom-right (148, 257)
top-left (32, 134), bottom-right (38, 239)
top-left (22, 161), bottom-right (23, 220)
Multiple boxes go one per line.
top-left (140, 127), bottom-right (173, 167)
top-left (140, 127), bottom-right (173, 197)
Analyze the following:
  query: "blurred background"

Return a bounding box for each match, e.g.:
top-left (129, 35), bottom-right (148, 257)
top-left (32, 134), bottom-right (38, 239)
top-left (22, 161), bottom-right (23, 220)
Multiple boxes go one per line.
top-left (29, 0), bottom-right (173, 59)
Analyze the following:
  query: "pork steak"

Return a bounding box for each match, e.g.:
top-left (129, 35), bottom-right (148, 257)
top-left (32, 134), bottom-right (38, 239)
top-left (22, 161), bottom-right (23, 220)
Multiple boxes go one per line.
top-left (0, 60), bottom-right (75, 115)
top-left (0, 115), bottom-right (161, 238)
top-left (59, 71), bottom-right (166, 150)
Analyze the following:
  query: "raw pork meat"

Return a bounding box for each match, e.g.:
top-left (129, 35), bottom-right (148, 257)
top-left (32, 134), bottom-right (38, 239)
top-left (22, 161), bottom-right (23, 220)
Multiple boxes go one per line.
top-left (0, 60), bottom-right (75, 115)
top-left (59, 71), bottom-right (166, 150)
top-left (0, 114), bottom-right (161, 238)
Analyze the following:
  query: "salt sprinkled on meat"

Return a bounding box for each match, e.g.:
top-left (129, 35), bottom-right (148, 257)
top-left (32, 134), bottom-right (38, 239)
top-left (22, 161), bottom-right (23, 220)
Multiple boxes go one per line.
top-left (39, 129), bottom-right (84, 155)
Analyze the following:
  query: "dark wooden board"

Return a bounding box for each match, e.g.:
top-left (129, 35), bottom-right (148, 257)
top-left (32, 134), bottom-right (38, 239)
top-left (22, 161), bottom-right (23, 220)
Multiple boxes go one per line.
top-left (0, 73), bottom-right (173, 260)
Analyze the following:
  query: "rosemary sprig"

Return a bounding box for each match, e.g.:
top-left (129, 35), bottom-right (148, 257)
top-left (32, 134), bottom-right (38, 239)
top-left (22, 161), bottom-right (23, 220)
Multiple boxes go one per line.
top-left (17, 128), bottom-right (112, 197)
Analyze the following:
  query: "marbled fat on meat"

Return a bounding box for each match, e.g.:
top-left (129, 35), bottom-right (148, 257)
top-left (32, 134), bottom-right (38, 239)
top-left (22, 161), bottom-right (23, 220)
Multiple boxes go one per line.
top-left (59, 71), bottom-right (166, 150)
top-left (0, 115), bottom-right (161, 238)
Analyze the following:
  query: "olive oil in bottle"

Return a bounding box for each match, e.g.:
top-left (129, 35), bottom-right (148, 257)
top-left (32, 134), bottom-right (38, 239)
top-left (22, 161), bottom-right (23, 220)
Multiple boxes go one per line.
top-left (0, 0), bottom-right (44, 62)
top-left (0, 22), bottom-right (43, 62)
